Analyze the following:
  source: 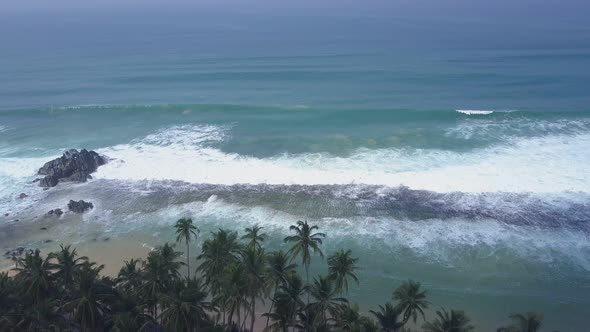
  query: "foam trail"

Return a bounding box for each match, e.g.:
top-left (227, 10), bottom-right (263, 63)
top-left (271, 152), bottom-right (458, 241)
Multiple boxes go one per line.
top-left (456, 110), bottom-right (495, 115)
top-left (94, 125), bottom-right (590, 193)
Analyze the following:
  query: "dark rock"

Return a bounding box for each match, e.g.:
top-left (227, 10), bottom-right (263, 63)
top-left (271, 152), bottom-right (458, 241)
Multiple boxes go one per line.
top-left (103, 237), bottom-right (110, 242)
top-left (32, 178), bottom-right (41, 183)
top-left (4, 247), bottom-right (26, 259)
top-left (67, 200), bottom-right (93, 213)
top-left (13, 219), bottom-right (19, 222)
top-left (40, 227), bottom-right (48, 230)
top-left (47, 208), bottom-right (63, 216)
top-left (44, 239), bottom-right (53, 243)
top-left (18, 193), bottom-right (28, 199)
top-left (38, 149), bottom-right (107, 187)
top-left (4, 213), bottom-right (8, 217)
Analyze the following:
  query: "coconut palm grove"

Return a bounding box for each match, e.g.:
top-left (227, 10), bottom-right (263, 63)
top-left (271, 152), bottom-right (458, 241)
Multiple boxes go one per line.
top-left (0, 219), bottom-right (548, 331)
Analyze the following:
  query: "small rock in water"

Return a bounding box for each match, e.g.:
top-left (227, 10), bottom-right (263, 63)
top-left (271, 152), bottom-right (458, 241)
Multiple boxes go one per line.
top-left (40, 227), bottom-right (48, 230)
top-left (47, 208), bottom-right (63, 216)
top-left (44, 239), bottom-right (53, 243)
top-left (4, 213), bottom-right (8, 217)
top-left (67, 200), bottom-right (93, 213)
top-left (4, 247), bottom-right (27, 259)
top-left (103, 237), bottom-right (110, 242)
top-left (18, 193), bottom-right (28, 199)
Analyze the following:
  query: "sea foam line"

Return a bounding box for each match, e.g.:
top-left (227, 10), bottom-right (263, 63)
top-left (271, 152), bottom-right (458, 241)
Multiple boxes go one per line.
top-left (93, 124), bottom-right (590, 193)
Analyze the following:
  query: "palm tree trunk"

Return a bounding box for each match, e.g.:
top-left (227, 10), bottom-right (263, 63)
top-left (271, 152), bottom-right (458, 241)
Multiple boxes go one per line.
top-left (237, 305), bottom-right (241, 331)
top-left (265, 289), bottom-right (276, 330)
top-left (305, 264), bottom-right (310, 331)
top-left (250, 296), bottom-right (256, 332)
top-left (241, 308), bottom-right (248, 331)
top-left (186, 242), bottom-right (190, 279)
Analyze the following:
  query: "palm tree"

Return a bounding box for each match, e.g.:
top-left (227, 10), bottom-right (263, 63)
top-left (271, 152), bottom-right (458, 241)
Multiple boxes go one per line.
top-left (141, 243), bottom-right (183, 320)
top-left (263, 293), bottom-right (294, 332)
top-left (242, 224), bottom-right (267, 250)
top-left (158, 243), bottom-right (185, 280)
top-left (197, 229), bottom-right (242, 295)
top-left (174, 217), bottom-right (199, 279)
top-left (13, 249), bottom-right (54, 304)
top-left (241, 246), bottom-right (267, 332)
top-left (107, 292), bottom-right (154, 332)
top-left (116, 258), bottom-right (143, 293)
top-left (284, 220), bottom-right (326, 331)
top-left (327, 249), bottom-right (359, 294)
top-left (308, 275), bottom-right (348, 328)
top-left (422, 308), bottom-right (474, 332)
top-left (284, 220), bottom-right (326, 306)
top-left (370, 302), bottom-right (404, 332)
top-left (280, 273), bottom-right (306, 331)
top-left (159, 278), bottom-right (213, 331)
top-left (265, 250), bottom-right (297, 329)
top-left (334, 303), bottom-right (362, 331)
top-left (497, 312), bottom-right (543, 332)
top-left (49, 244), bottom-right (88, 289)
top-left (222, 262), bottom-right (250, 328)
top-left (63, 262), bottom-right (113, 331)
top-left (14, 298), bottom-right (68, 331)
top-left (0, 272), bottom-right (17, 329)
top-left (392, 279), bottom-right (430, 324)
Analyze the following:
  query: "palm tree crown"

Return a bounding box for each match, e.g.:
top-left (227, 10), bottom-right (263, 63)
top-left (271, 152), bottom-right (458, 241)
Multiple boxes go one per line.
top-left (423, 308), bottom-right (475, 332)
top-left (327, 249), bottom-right (359, 294)
top-left (284, 220), bottom-right (326, 269)
top-left (242, 224), bottom-right (267, 250)
top-left (174, 217), bottom-right (199, 279)
top-left (497, 312), bottom-right (543, 332)
top-left (393, 279), bottom-right (430, 324)
top-left (370, 302), bottom-right (405, 332)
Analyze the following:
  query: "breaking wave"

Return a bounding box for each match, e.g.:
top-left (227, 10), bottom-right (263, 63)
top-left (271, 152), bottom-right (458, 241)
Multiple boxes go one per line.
top-left (94, 124), bottom-right (590, 193)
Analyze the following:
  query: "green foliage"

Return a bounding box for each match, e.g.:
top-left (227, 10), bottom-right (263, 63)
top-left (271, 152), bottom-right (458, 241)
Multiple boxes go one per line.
top-left (370, 302), bottom-right (405, 332)
top-left (497, 312), bottom-right (544, 332)
top-left (422, 308), bottom-right (474, 332)
top-left (328, 249), bottom-right (359, 294)
top-left (0, 221), bottom-right (551, 332)
top-left (174, 217), bottom-right (199, 279)
top-left (393, 280), bottom-right (430, 324)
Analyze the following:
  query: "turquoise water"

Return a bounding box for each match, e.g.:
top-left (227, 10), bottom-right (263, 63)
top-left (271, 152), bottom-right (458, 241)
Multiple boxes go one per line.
top-left (1, 8), bottom-right (590, 331)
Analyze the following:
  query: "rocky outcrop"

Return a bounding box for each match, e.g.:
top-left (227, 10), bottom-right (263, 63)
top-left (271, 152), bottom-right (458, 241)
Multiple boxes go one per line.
top-left (38, 149), bottom-right (107, 187)
top-left (67, 200), bottom-right (93, 213)
top-left (18, 193), bottom-right (28, 199)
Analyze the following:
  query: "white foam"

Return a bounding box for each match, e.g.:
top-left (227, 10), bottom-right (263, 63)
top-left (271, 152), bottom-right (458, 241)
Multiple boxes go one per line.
top-left (445, 118), bottom-right (590, 140)
top-left (94, 125), bottom-right (590, 193)
top-left (117, 197), bottom-right (590, 269)
top-left (456, 110), bottom-right (495, 115)
top-left (0, 156), bottom-right (54, 213)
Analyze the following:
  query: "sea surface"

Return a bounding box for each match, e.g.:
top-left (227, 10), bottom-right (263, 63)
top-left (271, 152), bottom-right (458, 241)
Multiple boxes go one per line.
top-left (1, 8), bottom-right (590, 331)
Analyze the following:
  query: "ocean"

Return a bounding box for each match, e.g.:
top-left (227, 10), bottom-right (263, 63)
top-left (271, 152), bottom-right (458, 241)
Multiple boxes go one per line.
top-left (1, 8), bottom-right (589, 330)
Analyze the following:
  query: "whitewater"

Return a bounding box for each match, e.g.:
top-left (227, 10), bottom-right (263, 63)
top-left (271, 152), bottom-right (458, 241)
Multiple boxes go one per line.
top-left (90, 123), bottom-right (590, 193)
